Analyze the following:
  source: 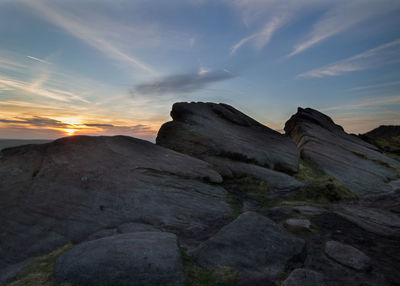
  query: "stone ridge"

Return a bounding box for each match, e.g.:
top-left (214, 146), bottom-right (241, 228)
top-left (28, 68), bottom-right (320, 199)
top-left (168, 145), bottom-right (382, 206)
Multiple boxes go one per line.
top-left (285, 107), bottom-right (399, 195)
top-left (157, 101), bottom-right (300, 174)
top-left (0, 135), bottom-right (230, 269)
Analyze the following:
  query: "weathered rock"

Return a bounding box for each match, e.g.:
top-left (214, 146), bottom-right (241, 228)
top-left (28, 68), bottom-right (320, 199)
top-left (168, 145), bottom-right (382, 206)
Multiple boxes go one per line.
top-left (0, 260), bottom-right (30, 284)
top-left (54, 232), bottom-right (185, 286)
top-left (285, 219), bottom-right (311, 230)
top-left (336, 206), bottom-right (400, 237)
top-left (290, 205), bottom-right (327, 216)
top-left (282, 268), bottom-right (325, 286)
top-left (192, 212), bottom-right (305, 277)
top-left (324, 240), bottom-right (370, 271)
top-left (85, 223), bottom-right (161, 242)
top-left (205, 156), bottom-right (305, 195)
top-left (0, 135), bottom-right (230, 269)
top-left (117, 222), bottom-right (160, 233)
top-left (285, 107), bottom-right (400, 195)
top-left (156, 102), bottom-right (302, 193)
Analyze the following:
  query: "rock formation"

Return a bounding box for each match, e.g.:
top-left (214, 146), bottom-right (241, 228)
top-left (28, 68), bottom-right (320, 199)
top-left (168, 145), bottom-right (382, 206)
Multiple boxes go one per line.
top-left (285, 107), bottom-right (400, 195)
top-left (157, 102), bottom-right (304, 195)
top-left (0, 135), bottom-right (229, 270)
top-left (192, 212), bottom-right (305, 277)
top-left (54, 232), bottom-right (185, 286)
top-left (1, 103), bottom-right (399, 286)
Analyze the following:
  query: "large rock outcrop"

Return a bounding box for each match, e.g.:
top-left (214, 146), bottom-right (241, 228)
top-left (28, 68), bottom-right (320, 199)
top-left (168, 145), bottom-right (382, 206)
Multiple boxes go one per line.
top-left (0, 135), bottom-right (230, 269)
top-left (192, 212), bottom-right (305, 278)
top-left (157, 102), bottom-right (304, 193)
top-left (285, 108), bottom-right (400, 195)
top-left (54, 232), bottom-right (185, 286)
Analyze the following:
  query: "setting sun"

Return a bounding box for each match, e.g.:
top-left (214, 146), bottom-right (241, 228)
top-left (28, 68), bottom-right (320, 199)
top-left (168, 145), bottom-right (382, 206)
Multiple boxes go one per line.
top-left (64, 129), bottom-right (77, 136)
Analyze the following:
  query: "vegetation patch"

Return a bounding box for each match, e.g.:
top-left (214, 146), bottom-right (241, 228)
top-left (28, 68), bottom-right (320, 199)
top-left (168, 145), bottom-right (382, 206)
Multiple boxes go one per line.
top-left (293, 158), bottom-right (358, 204)
top-left (182, 251), bottom-right (239, 286)
top-left (223, 176), bottom-right (280, 211)
top-left (7, 245), bottom-right (74, 286)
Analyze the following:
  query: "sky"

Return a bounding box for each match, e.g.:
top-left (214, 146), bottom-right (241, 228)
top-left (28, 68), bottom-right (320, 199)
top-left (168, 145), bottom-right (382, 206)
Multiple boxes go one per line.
top-left (0, 0), bottom-right (400, 141)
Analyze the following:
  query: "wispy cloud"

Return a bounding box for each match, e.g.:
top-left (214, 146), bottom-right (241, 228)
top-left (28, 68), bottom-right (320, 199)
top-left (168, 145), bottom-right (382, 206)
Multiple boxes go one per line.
top-left (0, 74), bottom-right (89, 103)
top-left (297, 38), bottom-right (400, 78)
top-left (231, 14), bottom-right (287, 55)
top-left (27, 56), bottom-right (51, 65)
top-left (0, 116), bottom-right (155, 136)
top-left (23, 0), bottom-right (156, 74)
top-left (0, 116), bottom-right (70, 128)
top-left (0, 57), bottom-right (27, 72)
top-left (288, 0), bottom-right (400, 57)
top-left (321, 95), bottom-right (400, 112)
top-left (132, 70), bottom-right (235, 96)
top-left (348, 81), bottom-right (400, 91)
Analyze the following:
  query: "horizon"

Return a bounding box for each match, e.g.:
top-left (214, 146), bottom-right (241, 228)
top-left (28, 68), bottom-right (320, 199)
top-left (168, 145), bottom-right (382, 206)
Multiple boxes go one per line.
top-left (1, 0), bottom-right (400, 140)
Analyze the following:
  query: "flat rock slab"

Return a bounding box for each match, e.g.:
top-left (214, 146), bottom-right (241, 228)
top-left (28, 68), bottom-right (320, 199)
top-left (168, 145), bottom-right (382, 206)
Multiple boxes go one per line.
top-left (192, 212), bottom-right (305, 277)
top-left (290, 206), bottom-right (327, 216)
top-left (0, 135), bottom-right (230, 269)
top-left (285, 219), bottom-right (311, 230)
top-left (54, 232), bottom-right (185, 286)
top-left (285, 107), bottom-right (399, 195)
top-left (336, 206), bottom-right (400, 238)
top-left (157, 102), bottom-right (300, 175)
top-left (282, 268), bottom-right (325, 286)
top-left (205, 156), bottom-right (305, 195)
top-left (324, 240), bottom-right (370, 271)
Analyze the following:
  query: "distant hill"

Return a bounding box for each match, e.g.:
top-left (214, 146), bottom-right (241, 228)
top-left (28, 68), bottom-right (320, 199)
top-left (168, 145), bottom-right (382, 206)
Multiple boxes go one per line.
top-left (360, 125), bottom-right (400, 156)
top-left (0, 139), bottom-right (52, 151)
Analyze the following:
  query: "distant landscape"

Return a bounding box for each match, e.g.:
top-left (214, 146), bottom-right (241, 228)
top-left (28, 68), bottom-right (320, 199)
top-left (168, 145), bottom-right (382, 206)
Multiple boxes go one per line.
top-left (0, 139), bottom-right (52, 151)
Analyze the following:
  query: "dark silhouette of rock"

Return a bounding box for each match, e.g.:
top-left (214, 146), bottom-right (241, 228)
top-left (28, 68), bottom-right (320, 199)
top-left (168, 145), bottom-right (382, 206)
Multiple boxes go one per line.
top-left (361, 125), bottom-right (400, 141)
top-left (0, 135), bottom-right (230, 269)
top-left (192, 212), bottom-right (305, 277)
top-left (157, 102), bottom-right (303, 194)
top-left (282, 268), bottom-right (325, 286)
top-left (324, 240), bottom-right (370, 271)
top-left (54, 232), bottom-right (185, 286)
top-left (360, 125), bottom-right (400, 155)
top-left (285, 107), bottom-right (400, 195)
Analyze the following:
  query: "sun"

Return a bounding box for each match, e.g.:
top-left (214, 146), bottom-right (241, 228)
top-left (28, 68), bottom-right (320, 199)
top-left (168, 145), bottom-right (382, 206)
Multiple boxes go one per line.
top-left (64, 129), bottom-right (77, 136)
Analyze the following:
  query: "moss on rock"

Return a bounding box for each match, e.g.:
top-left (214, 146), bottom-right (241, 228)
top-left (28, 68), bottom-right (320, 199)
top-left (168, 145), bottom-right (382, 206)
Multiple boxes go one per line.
top-left (7, 245), bottom-right (74, 286)
top-left (182, 251), bottom-right (239, 286)
top-left (293, 158), bottom-right (359, 204)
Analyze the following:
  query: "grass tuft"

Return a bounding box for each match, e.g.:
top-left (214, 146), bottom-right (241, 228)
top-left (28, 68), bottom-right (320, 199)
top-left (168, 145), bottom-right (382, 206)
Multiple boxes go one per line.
top-left (293, 157), bottom-right (359, 204)
top-left (182, 251), bottom-right (239, 286)
top-left (7, 245), bottom-right (74, 286)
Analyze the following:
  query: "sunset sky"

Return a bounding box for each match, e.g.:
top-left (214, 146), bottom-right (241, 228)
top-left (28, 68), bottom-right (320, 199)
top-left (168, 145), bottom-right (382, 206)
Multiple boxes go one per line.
top-left (1, 0), bottom-right (400, 140)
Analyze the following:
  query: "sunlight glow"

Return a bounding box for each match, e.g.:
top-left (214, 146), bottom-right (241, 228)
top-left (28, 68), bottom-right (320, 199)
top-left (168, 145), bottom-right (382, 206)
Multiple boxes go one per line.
top-left (63, 129), bottom-right (77, 136)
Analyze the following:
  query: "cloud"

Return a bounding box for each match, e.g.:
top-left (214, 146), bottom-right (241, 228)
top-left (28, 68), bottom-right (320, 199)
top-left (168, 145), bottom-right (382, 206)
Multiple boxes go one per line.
top-left (132, 70), bottom-right (235, 96)
top-left (23, 0), bottom-right (156, 74)
top-left (231, 14), bottom-right (288, 55)
top-left (0, 57), bottom-right (27, 72)
top-left (0, 116), bottom-right (153, 133)
top-left (84, 123), bottom-right (114, 127)
top-left (0, 74), bottom-right (89, 103)
top-left (198, 67), bottom-right (210, 75)
top-left (288, 0), bottom-right (400, 57)
top-left (320, 95), bottom-right (400, 112)
top-left (27, 56), bottom-right (51, 65)
top-left (0, 116), bottom-right (69, 128)
top-left (348, 81), bottom-right (400, 91)
top-left (297, 38), bottom-right (400, 78)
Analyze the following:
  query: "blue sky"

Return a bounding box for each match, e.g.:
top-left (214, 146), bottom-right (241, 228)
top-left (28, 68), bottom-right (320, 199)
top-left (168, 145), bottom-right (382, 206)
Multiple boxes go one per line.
top-left (0, 0), bottom-right (399, 140)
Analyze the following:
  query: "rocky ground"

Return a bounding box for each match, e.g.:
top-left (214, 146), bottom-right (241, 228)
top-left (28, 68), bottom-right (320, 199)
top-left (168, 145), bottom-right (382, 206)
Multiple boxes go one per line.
top-left (0, 102), bottom-right (399, 286)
